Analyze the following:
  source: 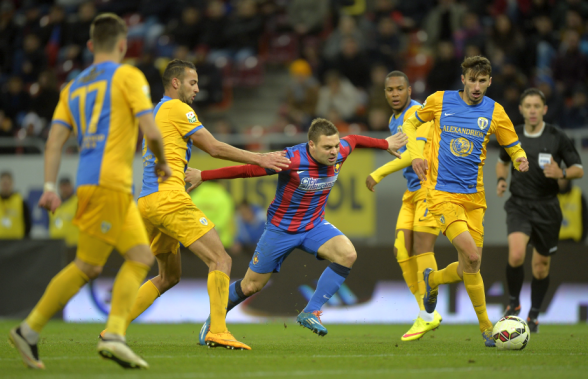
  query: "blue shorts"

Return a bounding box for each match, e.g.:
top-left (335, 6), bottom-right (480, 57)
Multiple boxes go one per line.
top-left (249, 220), bottom-right (344, 274)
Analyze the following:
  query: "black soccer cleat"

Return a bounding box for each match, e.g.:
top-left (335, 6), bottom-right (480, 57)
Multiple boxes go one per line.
top-left (503, 303), bottom-right (521, 317)
top-left (527, 317), bottom-right (539, 333)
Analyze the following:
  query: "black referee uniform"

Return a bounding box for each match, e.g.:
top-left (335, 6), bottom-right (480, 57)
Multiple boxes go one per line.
top-left (499, 123), bottom-right (582, 255)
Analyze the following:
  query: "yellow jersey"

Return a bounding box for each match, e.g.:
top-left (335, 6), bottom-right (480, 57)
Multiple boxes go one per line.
top-left (52, 62), bottom-right (153, 194)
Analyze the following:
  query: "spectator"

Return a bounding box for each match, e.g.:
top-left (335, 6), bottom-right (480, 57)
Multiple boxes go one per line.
top-left (39, 5), bottom-right (67, 66)
top-left (426, 41), bottom-right (461, 93)
top-left (521, 15), bottom-right (559, 77)
top-left (537, 79), bottom-right (564, 126)
top-left (502, 85), bottom-right (524, 126)
top-left (424, 0), bottom-right (466, 48)
top-left (17, 2), bottom-right (42, 44)
top-left (136, 52), bottom-right (164, 103)
top-left (322, 15), bottom-right (366, 61)
top-left (454, 12), bottom-right (484, 58)
top-left (366, 64), bottom-right (390, 115)
top-left (30, 70), bottom-right (60, 123)
top-left (63, 1), bottom-right (96, 65)
top-left (552, 29), bottom-right (588, 96)
top-left (0, 171), bottom-right (31, 239)
top-left (367, 107), bottom-right (389, 131)
top-left (0, 111), bottom-right (16, 154)
top-left (552, 0), bottom-right (588, 31)
top-left (287, 0), bottom-right (329, 38)
top-left (486, 14), bottom-right (525, 64)
top-left (0, 2), bottom-right (18, 74)
top-left (0, 76), bottom-right (30, 123)
top-left (13, 34), bottom-right (46, 83)
top-left (170, 6), bottom-right (203, 50)
top-left (49, 177), bottom-right (79, 247)
top-left (562, 86), bottom-right (588, 129)
top-left (189, 181), bottom-right (235, 249)
top-left (285, 59), bottom-right (319, 126)
top-left (200, 0), bottom-right (229, 56)
top-left (558, 178), bottom-right (588, 243)
top-left (232, 200), bottom-right (266, 254)
top-left (316, 70), bottom-right (360, 121)
top-left (331, 37), bottom-right (371, 89)
top-left (370, 17), bottom-right (401, 69)
top-left (215, 0), bottom-right (264, 64)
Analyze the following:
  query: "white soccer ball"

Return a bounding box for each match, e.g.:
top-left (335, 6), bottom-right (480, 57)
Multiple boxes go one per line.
top-left (492, 316), bottom-right (530, 350)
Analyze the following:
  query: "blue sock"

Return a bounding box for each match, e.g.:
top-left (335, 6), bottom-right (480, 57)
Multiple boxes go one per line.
top-left (227, 279), bottom-right (248, 313)
top-left (303, 263), bottom-right (351, 313)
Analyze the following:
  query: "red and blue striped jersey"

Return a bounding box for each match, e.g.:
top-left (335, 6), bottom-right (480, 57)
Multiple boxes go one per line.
top-left (201, 135), bottom-right (388, 233)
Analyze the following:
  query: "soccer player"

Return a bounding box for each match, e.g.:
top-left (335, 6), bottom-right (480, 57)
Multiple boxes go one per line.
top-left (496, 88), bottom-right (583, 333)
top-left (122, 59), bottom-right (290, 350)
top-left (188, 118), bottom-right (407, 341)
top-left (402, 56), bottom-right (530, 347)
top-left (9, 13), bottom-right (171, 369)
top-left (365, 71), bottom-right (442, 341)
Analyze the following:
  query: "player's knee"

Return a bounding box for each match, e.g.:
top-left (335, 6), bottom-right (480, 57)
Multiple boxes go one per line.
top-left (532, 261), bottom-right (550, 279)
top-left (466, 252), bottom-right (480, 266)
top-left (508, 250), bottom-right (525, 267)
top-left (241, 280), bottom-right (263, 295)
top-left (84, 265), bottom-right (103, 279)
top-left (164, 273), bottom-right (181, 289)
top-left (336, 247), bottom-right (357, 267)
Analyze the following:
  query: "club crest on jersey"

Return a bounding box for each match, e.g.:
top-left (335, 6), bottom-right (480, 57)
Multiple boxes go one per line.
top-left (252, 252), bottom-right (259, 265)
top-left (477, 117), bottom-right (489, 130)
top-left (334, 163), bottom-right (340, 173)
top-left (186, 111), bottom-right (197, 123)
top-left (101, 221), bottom-right (111, 233)
top-left (440, 215), bottom-right (445, 224)
top-left (199, 217), bottom-right (208, 226)
top-left (450, 137), bottom-right (473, 157)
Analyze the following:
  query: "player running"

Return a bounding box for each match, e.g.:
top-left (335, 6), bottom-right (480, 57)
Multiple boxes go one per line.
top-left (9, 14), bottom-right (171, 369)
top-left (496, 88), bottom-right (583, 333)
top-left (365, 71), bottom-right (442, 341)
top-left (118, 59), bottom-right (290, 351)
top-left (402, 56), bottom-right (530, 347)
top-left (189, 118), bottom-right (407, 341)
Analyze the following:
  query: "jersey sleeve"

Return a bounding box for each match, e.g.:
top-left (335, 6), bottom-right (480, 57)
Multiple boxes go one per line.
top-left (416, 121), bottom-right (432, 142)
top-left (117, 65), bottom-right (153, 118)
top-left (51, 82), bottom-right (74, 130)
top-left (558, 131), bottom-right (583, 168)
top-left (414, 92), bottom-right (443, 124)
top-left (170, 101), bottom-right (204, 139)
top-left (492, 104), bottom-right (527, 170)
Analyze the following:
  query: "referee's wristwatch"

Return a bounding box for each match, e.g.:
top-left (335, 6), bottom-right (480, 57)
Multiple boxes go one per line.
top-left (562, 168), bottom-right (566, 179)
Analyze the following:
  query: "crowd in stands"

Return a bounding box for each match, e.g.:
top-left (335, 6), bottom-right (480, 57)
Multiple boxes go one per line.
top-left (1, 0), bottom-right (588, 154)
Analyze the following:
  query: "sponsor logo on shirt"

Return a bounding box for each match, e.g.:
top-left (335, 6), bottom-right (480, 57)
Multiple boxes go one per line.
top-left (443, 125), bottom-right (484, 138)
top-left (299, 175), bottom-right (338, 192)
top-left (450, 137), bottom-right (474, 157)
top-left (186, 111), bottom-right (197, 123)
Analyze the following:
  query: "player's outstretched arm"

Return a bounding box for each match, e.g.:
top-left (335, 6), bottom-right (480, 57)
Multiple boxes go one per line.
top-left (496, 160), bottom-right (509, 197)
top-left (39, 123), bottom-right (71, 213)
top-left (138, 113), bottom-right (172, 182)
top-left (190, 128), bottom-right (290, 171)
top-left (186, 164), bottom-right (279, 193)
top-left (366, 140), bottom-right (426, 192)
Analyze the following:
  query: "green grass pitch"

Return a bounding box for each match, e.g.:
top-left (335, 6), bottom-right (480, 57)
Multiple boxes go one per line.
top-left (1, 321), bottom-right (586, 379)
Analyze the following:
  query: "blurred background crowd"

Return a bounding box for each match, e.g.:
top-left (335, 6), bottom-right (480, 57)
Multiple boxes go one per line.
top-left (1, 0), bottom-right (588, 154)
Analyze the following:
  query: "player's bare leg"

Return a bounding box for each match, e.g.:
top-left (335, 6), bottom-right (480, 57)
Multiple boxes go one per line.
top-left (528, 249), bottom-right (550, 333)
top-left (451, 229), bottom-right (494, 347)
top-left (402, 231), bottom-right (442, 341)
top-left (189, 228), bottom-right (250, 350)
top-left (504, 232), bottom-right (530, 317)
top-left (297, 235), bottom-right (357, 336)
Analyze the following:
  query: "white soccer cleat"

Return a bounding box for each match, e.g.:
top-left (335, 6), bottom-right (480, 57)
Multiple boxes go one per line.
top-left (97, 334), bottom-right (149, 369)
top-left (8, 327), bottom-right (45, 369)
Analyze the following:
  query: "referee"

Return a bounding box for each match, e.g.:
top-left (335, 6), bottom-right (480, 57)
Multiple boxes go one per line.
top-left (496, 88), bottom-right (584, 333)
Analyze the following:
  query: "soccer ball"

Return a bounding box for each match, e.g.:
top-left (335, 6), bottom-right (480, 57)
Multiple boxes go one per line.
top-left (492, 316), bottom-right (530, 350)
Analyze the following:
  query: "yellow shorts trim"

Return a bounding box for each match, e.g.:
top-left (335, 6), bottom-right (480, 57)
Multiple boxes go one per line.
top-left (138, 190), bottom-right (215, 255)
top-left (396, 189), bottom-right (440, 234)
top-left (426, 189), bottom-right (485, 247)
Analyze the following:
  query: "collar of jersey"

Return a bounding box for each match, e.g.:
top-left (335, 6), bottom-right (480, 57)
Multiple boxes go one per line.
top-left (523, 122), bottom-right (546, 138)
top-left (160, 95), bottom-right (173, 103)
top-left (305, 143), bottom-right (324, 166)
top-left (456, 90), bottom-right (485, 108)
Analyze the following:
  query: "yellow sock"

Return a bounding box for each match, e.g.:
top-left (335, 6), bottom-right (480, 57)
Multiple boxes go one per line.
top-left (125, 279), bottom-right (160, 331)
top-left (463, 271), bottom-right (492, 332)
top-left (415, 252), bottom-right (438, 298)
top-left (429, 262), bottom-right (462, 287)
top-left (25, 262), bottom-right (89, 332)
top-left (398, 256), bottom-right (423, 311)
top-left (106, 260), bottom-right (150, 336)
top-left (208, 270), bottom-right (229, 334)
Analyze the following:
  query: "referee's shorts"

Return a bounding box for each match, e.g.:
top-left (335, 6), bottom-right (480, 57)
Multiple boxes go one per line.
top-left (504, 195), bottom-right (562, 256)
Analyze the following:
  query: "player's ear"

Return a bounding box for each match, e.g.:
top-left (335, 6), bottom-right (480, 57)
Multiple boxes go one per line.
top-left (519, 104), bottom-right (523, 115)
top-left (543, 105), bottom-right (548, 116)
top-left (407, 86), bottom-right (412, 97)
top-left (119, 38), bottom-right (127, 57)
top-left (87, 40), bottom-right (94, 54)
top-left (488, 77), bottom-right (492, 87)
top-left (460, 75), bottom-right (465, 85)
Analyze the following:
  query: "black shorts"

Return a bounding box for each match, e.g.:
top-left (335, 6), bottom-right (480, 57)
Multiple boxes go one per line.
top-left (504, 196), bottom-right (562, 256)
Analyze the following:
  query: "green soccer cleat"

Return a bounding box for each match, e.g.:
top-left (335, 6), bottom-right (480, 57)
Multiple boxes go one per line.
top-left (401, 311), bottom-right (442, 341)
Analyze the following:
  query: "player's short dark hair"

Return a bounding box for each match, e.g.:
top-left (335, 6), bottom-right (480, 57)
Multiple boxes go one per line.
top-left (90, 13), bottom-right (127, 52)
top-left (162, 59), bottom-right (197, 89)
top-left (0, 171), bottom-right (12, 180)
top-left (461, 55), bottom-right (492, 78)
top-left (519, 88), bottom-right (546, 105)
top-left (385, 71), bottom-right (410, 86)
top-left (308, 118), bottom-right (339, 143)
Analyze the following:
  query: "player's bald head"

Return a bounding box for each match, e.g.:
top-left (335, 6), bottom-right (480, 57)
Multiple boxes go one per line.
top-left (162, 59), bottom-right (197, 89)
top-left (90, 13), bottom-right (127, 53)
top-left (308, 118), bottom-right (339, 143)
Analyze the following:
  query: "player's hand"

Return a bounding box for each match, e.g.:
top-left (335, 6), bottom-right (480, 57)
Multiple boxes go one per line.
top-left (385, 132), bottom-right (407, 158)
top-left (496, 179), bottom-right (507, 197)
top-left (257, 151), bottom-right (291, 172)
top-left (185, 167), bottom-right (203, 192)
top-left (155, 162), bottom-right (172, 182)
top-left (366, 175), bottom-right (378, 192)
top-left (38, 191), bottom-right (61, 214)
top-left (413, 158), bottom-right (428, 182)
top-left (515, 157), bottom-right (529, 173)
top-left (543, 157), bottom-right (562, 178)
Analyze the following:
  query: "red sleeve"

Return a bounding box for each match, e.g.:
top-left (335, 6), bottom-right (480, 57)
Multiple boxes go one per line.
top-left (342, 135), bottom-right (388, 150)
top-left (201, 164), bottom-right (269, 181)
